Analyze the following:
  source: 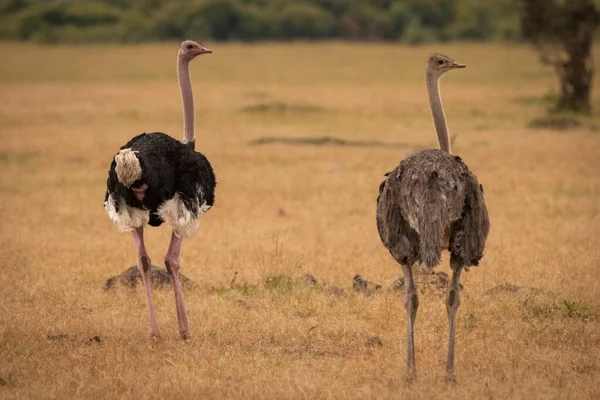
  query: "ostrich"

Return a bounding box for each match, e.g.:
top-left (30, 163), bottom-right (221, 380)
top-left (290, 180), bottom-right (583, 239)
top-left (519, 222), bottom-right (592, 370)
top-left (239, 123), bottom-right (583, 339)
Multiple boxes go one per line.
top-left (376, 54), bottom-right (490, 380)
top-left (104, 40), bottom-right (216, 339)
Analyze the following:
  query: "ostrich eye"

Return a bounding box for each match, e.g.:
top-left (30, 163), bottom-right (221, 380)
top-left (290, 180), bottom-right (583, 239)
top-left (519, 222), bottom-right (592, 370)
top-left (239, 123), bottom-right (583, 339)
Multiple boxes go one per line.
top-left (437, 59), bottom-right (444, 65)
top-left (186, 44), bottom-right (194, 50)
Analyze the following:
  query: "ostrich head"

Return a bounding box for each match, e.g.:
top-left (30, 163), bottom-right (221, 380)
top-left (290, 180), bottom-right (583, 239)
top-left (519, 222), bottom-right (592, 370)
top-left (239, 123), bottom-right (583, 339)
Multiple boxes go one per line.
top-left (427, 54), bottom-right (466, 79)
top-left (179, 40), bottom-right (212, 61)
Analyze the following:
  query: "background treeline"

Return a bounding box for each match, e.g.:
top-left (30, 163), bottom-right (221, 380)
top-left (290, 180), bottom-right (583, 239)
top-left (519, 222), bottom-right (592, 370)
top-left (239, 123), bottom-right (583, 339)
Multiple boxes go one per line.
top-left (0, 0), bottom-right (522, 44)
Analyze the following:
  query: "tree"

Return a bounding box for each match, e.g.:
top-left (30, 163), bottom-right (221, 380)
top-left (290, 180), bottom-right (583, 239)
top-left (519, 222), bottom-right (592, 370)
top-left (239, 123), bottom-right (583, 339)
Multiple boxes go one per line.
top-left (521, 0), bottom-right (600, 114)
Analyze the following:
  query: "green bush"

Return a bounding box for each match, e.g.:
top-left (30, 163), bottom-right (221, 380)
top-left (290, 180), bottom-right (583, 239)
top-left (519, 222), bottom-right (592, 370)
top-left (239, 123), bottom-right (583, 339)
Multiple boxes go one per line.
top-left (119, 13), bottom-right (154, 43)
top-left (448, 0), bottom-right (521, 40)
top-left (388, 2), bottom-right (414, 40)
top-left (199, 0), bottom-right (243, 40)
top-left (237, 4), bottom-right (275, 40)
top-left (340, 2), bottom-right (393, 40)
top-left (0, 14), bottom-right (19, 39)
top-left (402, 19), bottom-right (439, 44)
top-left (13, 1), bottom-right (124, 41)
top-left (0, 0), bottom-right (527, 43)
top-left (405, 0), bottom-right (455, 31)
top-left (32, 24), bottom-right (124, 44)
top-left (151, 1), bottom-right (198, 40)
top-left (276, 2), bottom-right (337, 39)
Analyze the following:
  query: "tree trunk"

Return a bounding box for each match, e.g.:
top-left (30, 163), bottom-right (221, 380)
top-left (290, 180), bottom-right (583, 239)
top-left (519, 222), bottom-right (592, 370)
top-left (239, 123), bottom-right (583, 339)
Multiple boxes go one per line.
top-left (555, 39), bottom-right (594, 114)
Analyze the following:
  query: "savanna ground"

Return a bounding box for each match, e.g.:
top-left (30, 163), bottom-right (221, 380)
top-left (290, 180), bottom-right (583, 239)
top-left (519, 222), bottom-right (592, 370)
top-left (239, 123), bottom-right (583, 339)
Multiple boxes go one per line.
top-left (1, 42), bottom-right (599, 399)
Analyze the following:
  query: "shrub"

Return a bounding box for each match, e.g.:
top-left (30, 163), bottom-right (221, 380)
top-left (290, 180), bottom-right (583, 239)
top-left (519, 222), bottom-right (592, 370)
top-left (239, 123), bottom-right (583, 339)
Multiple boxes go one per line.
top-left (276, 2), bottom-right (337, 39)
top-left (402, 19), bottom-right (439, 44)
top-left (14, 1), bottom-right (124, 41)
top-left (448, 0), bottom-right (521, 40)
top-left (340, 2), bottom-right (393, 40)
top-left (198, 0), bottom-right (244, 40)
top-left (237, 4), bottom-right (275, 40)
top-left (149, 1), bottom-right (191, 40)
top-left (0, 0), bottom-right (527, 43)
top-left (405, 0), bottom-right (455, 31)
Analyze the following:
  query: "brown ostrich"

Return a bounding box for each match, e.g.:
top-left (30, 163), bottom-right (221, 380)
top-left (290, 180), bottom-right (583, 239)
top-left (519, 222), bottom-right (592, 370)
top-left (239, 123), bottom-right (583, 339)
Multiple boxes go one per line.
top-left (376, 54), bottom-right (490, 381)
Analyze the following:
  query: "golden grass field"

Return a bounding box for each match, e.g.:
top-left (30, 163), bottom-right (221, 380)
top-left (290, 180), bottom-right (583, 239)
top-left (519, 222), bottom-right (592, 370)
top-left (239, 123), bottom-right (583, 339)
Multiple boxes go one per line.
top-left (1, 41), bottom-right (600, 399)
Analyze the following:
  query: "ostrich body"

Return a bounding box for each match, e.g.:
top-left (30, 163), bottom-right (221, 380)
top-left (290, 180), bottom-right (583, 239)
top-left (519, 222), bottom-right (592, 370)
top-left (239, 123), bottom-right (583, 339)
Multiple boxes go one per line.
top-left (376, 54), bottom-right (489, 380)
top-left (104, 40), bottom-right (215, 339)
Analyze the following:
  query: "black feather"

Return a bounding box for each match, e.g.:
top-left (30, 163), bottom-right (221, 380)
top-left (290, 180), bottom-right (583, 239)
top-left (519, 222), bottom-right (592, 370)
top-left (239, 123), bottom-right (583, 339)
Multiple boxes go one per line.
top-left (104, 132), bottom-right (216, 230)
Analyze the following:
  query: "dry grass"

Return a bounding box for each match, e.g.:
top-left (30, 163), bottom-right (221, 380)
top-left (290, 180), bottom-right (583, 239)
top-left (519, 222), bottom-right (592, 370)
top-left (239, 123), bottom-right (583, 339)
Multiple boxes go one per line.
top-left (1, 41), bottom-right (600, 399)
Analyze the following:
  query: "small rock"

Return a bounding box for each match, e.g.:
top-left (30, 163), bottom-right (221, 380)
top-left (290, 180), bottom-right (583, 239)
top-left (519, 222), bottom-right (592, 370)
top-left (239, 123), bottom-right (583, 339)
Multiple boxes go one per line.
top-left (366, 336), bottom-right (383, 347)
top-left (277, 208), bottom-right (287, 217)
top-left (104, 265), bottom-right (193, 290)
top-left (390, 276), bottom-right (405, 292)
top-left (353, 275), bottom-right (381, 296)
top-left (0, 377), bottom-right (6, 386)
top-left (88, 336), bottom-right (101, 344)
top-left (298, 274), bottom-right (317, 286)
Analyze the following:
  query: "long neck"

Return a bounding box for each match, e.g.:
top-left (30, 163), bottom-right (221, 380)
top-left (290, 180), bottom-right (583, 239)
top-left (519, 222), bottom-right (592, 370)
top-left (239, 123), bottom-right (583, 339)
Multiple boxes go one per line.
top-left (426, 72), bottom-right (451, 153)
top-left (177, 55), bottom-right (195, 149)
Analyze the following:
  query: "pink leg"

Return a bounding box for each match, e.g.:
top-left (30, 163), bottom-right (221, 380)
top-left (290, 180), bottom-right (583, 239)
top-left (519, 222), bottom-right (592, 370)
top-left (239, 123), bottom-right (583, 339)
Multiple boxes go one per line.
top-left (132, 227), bottom-right (161, 338)
top-left (165, 231), bottom-right (191, 339)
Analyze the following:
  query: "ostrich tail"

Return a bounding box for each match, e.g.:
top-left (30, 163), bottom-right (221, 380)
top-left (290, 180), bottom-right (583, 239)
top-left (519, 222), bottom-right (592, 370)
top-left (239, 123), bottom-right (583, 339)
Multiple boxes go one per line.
top-left (419, 216), bottom-right (443, 269)
top-left (114, 148), bottom-right (142, 188)
top-left (418, 193), bottom-right (448, 269)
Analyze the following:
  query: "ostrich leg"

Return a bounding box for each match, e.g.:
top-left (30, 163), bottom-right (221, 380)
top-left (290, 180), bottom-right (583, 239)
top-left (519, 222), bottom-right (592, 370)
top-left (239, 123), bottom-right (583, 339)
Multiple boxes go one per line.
top-left (165, 231), bottom-right (191, 339)
top-left (401, 263), bottom-right (419, 381)
top-left (132, 227), bottom-right (161, 338)
top-left (445, 261), bottom-right (463, 381)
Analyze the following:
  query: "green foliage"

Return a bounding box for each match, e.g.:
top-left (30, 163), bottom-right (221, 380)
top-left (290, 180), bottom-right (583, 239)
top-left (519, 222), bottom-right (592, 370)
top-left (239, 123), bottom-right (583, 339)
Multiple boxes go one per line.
top-left (0, 0), bottom-right (30, 14)
top-left (462, 312), bottom-right (477, 331)
top-left (521, 0), bottom-right (599, 114)
top-left (0, 0), bottom-right (524, 43)
top-left (339, 2), bottom-right (392, 40)
top-left (449, 0), bottom-right (521, 40)
top-left (518, 295), bottom-right (598, 321)
top-left (264, 275), bottom-right (295, 291)
top-left (405, 0), bottom-right (455, 31)
top-left (237, 4), bottom-right (273, 40)
top-left (403, 19), bottom-right (439, 44)
top-left (10, 0), bottom-right (126, 42)
top-left (277, 2), bottom-right (336, 39)
top-left (151, 1), bottom-right (208, 41)
top-left (199, 0), bottom-right (243, 40)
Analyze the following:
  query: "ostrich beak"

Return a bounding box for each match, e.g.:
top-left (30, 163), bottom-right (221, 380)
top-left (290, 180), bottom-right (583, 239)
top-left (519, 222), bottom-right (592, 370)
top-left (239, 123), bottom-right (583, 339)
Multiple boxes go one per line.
top-left (193, 46), bottom-right (212, 55)
top-left (452, 62), bottom-right (466, 69)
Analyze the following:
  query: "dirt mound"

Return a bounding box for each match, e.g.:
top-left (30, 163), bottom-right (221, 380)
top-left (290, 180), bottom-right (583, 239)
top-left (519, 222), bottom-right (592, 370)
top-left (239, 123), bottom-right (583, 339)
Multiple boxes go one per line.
top-left (390, 271), bottom-right (463, 296)
top-left (352, 275), bottom-right (382, 296)
top-left (104, 266), bottom-right (194, 290)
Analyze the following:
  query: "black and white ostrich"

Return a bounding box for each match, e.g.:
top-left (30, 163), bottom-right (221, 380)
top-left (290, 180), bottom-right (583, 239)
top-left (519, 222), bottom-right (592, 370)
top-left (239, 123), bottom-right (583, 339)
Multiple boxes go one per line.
top-left (104, 40), bottom-right (216, 339)
top-left (376, 54), bottom-right (490, 380)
